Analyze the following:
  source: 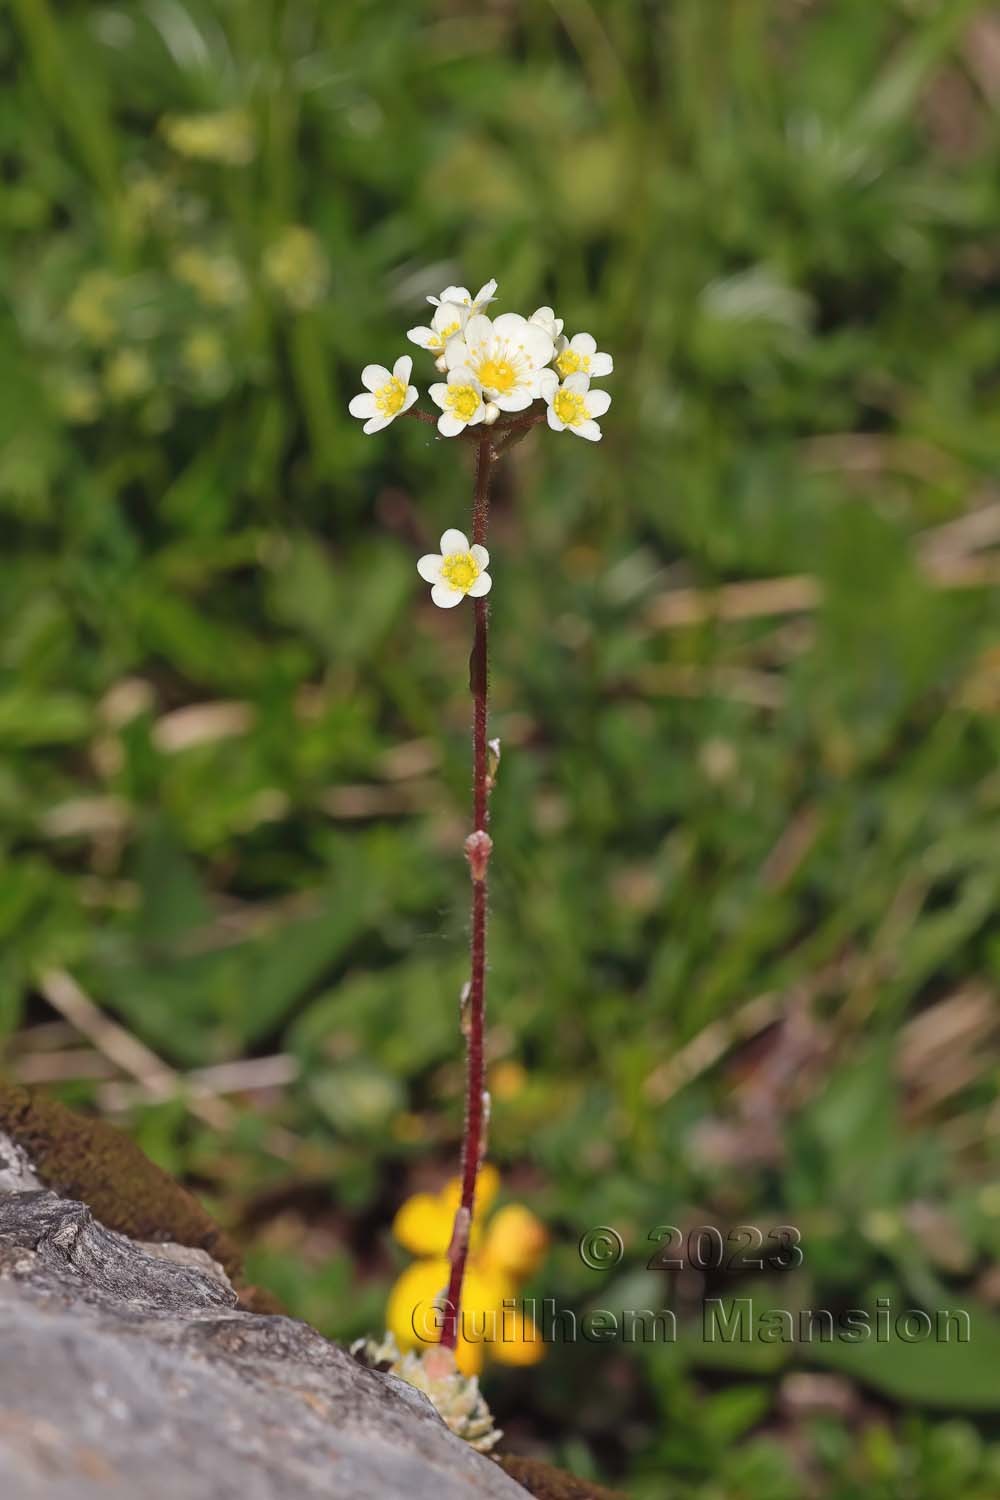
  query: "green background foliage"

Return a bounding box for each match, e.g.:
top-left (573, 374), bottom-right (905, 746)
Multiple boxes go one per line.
top-left (4, 0), bottom-right (1000, 1492)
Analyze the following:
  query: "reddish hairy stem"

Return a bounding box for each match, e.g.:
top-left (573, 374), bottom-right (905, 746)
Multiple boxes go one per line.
top-left (440, 434), bottom-right (494, 1353)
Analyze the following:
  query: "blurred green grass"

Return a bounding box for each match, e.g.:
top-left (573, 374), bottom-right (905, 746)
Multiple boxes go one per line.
top-left (3, 0), bottom-right (1000, 1493)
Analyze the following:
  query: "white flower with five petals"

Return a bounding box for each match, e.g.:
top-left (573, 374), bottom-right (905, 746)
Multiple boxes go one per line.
top-left (539, 370), bottom-right (610, 442)
top-left (445, 313), bottom-right (553, 412)
top-left (427, 279), bottom-right (498, 315)
top-left (407, 302), bottom-right (468, 359)
top-left (530, 306), bottom-right (564, 340)
top-left (553, 331), bottom-right (614, 381)
top-left (428, 368), bottom-right (488, 437)
top-left (348, 355), bottom-right (418, 435)
top-left (417, 529), bottom-right (492, 608)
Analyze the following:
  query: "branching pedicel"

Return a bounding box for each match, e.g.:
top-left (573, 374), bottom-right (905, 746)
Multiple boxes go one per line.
top-left (349, 279), bottom-right (612, 1396)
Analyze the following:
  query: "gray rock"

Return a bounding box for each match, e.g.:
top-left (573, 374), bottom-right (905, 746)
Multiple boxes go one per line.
top-left (0, 1132), bottom-right (527, 1500)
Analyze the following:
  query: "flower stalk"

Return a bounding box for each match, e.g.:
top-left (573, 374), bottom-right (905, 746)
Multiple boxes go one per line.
top-left (347, 278), bottom-right (612, 1376)
top-left (441, 433), bottom-right (494, 1352)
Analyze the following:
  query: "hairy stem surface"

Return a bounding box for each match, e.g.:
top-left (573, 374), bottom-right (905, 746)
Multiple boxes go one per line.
top-left (440, 434), bottom-right (494, 1353)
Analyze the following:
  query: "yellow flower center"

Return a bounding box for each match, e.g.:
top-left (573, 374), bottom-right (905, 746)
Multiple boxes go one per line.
top-left (446, 384), bottom-right (481, 422)
top-left (476, 357), bottom-right (517, 394)
top-left (553, 389), bottom-right (588, 426)
top-left (440, 551), bottom-right (480, 593)
top-left (555, 348), bottom-right (590, 378)
top-left (429, 321), bottom-right (460, 350)
top-left (376, 376), bottom-right (407, 416)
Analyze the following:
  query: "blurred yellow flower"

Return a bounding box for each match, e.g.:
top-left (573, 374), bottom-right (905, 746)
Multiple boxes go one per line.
top-left (160, 109), bottom-right (255, 166)
top-left (263, 226), bottom-right (330, 311)
top-left (172, 247), bottom-right (247, 308)
top-left (103, 348), bottom-right (154, 402)
top-left (67, 271), bottom-right (119, 347)
top-left (387, 1164), bottom-right (547, 1376)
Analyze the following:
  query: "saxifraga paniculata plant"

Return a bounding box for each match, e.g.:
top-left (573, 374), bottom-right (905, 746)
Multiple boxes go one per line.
top-left (349, 281), bottom-right (612, 1446)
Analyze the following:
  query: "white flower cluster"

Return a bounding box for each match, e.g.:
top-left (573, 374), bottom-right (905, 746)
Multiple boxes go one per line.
top-left (348, 277), bottom-right (613, 605)
top-left (349, 277), bottom-right (612, 444)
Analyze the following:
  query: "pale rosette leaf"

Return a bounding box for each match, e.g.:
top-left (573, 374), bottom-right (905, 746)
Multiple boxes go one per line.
top-left (445, 312), bottom-right (554, 413)
top-left (539, 369), bottom-right (610, 442)
top-left (348, 355), bottom-right (419, 434)
top-left (428, 367), bottom-right (488, 437)
top-left (417, 528), bottom-right (492, 608)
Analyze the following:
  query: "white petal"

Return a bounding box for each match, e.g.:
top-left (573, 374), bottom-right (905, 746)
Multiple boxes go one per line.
top-left (470, 544), bottom-right (489, 568)
top-left (429, 383), bottom-right (449, 409)
top-left (362, 364), bottom-right (391, 392)
top-left (589, 353), bottom-right (614, 377)
top-left (467, 571), bottom-right (492, 598)
top-left (538, 369), bottom-right (559, 402)
top-left (444, 338), bottom-right (471, 371)
top-left (363, 414), bottom-right (392, 434)
top-left (586, 389), bottom-right (611, 418)
top-left (490, 312), bottom-right (528, 340)
top-left (437, 285), bottom-right (471, 307)
top-left (433, 301), bottom-right (466, 329)
top-left (575, 419), bottom-right (602, 442)
top-left (417, 554), bottom-right (443, 582)
top-left (349, 392), bottom-right (377, 418)
top-left (473, 279), bottom-right (498, 305)
top-left (431, 582), bottom-right (464, 608)
top-left (494, 318), bottom-right (554, 370)
top-left (440, 528), bottom-right (470, 554)
top-left (407, 327), bottom-right (436, 349)
top-left (393, 354), bottom-right (413, 384)
top-left (546, 406), bottom-right (565, 432)
top-left (482, 402), bottom-right (500, 425)
top-left (564, 372), bottom-right (591, 394)
top-left (571, 332), bottom-right (597, 355)
top-left (448, 365), bottom-right (480, 390)
top-left (462, 314), bottom-right (493, 351)
top-left (493, 388), bottom-right (532, 412)
top-left (437, 412), bottom-right (466, 437)
top-left (402, 386), bottom-right (418, 412)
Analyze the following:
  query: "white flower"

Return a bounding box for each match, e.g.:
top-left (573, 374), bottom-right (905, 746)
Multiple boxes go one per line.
top-left (530, 305), bottom-right (564, 339)
top-left (417, 529), bottom-right (492, 608)
top-left (428, 368), bottom-right (487, 437)
top-left (539, 370), bottom-right (610, 442)
top-left (407, 302), bottom-right (468, 358)
top-left (428, 279), bottom-right (498, 315)
top-left (445, 313), bottom-right (553, 413)
top-left (553, 331), bottom-right (614, 381)
top-left (348, 355), bottom-right (418, 434)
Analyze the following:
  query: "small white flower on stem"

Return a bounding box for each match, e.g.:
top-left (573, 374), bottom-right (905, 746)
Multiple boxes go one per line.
top-left (553, 331), bottom-right (614, 380)
top-left (530, 306), bottom-right (564, 340)
top-left (482, 403), bottom-right (500, 426)
top-left (539, 370), bottom-right (610, 442)
top-left (428, 367), bottom-right (487, 437)
top-left (348, 355), bottom-right (418, 434)
top-left (407, 302), bottom-right (468, 359)
top-left (428, 279), bottom-right (498, 315)
top-left (417, 529), bottom-right (492, 608)
top-left (446, 313), bottom-right (553, 412)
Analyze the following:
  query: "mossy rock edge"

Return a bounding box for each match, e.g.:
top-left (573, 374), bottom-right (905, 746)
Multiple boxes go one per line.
top-left (0, 1080), bottom-right (280, 1312)
top-left (499, 1455), bottom-right (628, 1499)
